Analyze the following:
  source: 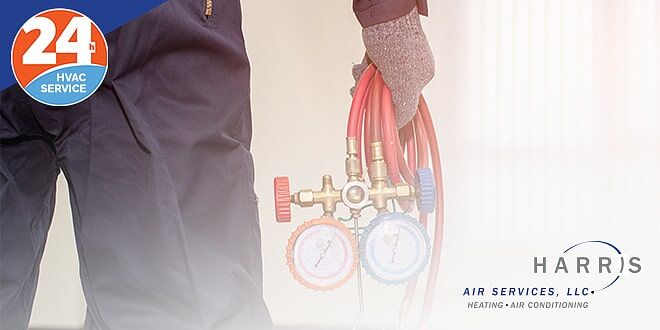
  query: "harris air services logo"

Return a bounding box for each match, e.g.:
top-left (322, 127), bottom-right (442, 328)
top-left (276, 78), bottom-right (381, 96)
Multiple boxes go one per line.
top-left (534, 240), bottom-right (641, 294)
top-left (463, 241), bottom-right (641, 310)
top-left (11, 8), bottom-right (108, 106)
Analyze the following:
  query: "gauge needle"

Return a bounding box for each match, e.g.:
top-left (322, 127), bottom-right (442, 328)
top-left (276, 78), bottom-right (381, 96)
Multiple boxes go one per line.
top-left (391, 227), bottom-right (401, 263)
top-left (315, 237), bottom-right (335, 267)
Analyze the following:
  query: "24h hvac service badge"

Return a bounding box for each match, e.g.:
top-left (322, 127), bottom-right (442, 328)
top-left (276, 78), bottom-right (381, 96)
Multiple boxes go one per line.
top-left (11, 8), bottom-right (108, 106)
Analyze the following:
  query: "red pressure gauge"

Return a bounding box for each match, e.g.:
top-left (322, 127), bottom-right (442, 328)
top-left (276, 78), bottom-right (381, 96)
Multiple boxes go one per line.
top-left (285, 217), bottom-right (358, 291)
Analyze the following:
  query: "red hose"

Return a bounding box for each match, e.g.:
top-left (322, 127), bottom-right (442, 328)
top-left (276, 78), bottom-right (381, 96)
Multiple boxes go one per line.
top-left (347, 65), bottom-right (376, 138)
top-left (379, 75), bottom-right (402, 185)
top-left (364, 84), bottom-right (373, 168)
top-left (395, 131), bottom-right (416, 185)
top-left (357, 81), bottom-right (376, 176)
top-left (347, 65), bottom-right (444, 327)
top-left (400, 111), bottom-right (431, 318)
top-left (414, 112), bottom-right (430, 168)
top-left (418, 96), bottom-right (445, 324)
top-left (402, 124), bottom-right (416, 172)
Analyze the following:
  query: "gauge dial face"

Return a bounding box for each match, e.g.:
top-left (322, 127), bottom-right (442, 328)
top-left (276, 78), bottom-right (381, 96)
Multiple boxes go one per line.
top-left (361, 213), bottom-right (430, 284)
top-left (287, 217), bottom-right (357, 291)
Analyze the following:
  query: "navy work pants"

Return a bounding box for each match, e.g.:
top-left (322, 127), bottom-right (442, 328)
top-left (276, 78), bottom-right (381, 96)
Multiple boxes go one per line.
top-left (0, 0), bottom-right (272, 328)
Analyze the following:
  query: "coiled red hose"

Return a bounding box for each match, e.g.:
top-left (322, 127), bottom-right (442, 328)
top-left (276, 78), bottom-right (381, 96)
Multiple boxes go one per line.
top-left (346, 65), bottom-right (445, 327)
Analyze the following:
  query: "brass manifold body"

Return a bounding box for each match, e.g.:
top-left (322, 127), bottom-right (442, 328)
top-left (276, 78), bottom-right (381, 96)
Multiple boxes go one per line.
top-left (289, 137), bottom-right (416, 217)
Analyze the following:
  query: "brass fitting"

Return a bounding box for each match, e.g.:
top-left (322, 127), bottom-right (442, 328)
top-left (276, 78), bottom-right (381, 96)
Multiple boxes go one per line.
top-left (291, 175), bottom-right (342, 217)
top-left (368, 142), bottom-right (388, 184)
top-left (345, 137), bottom-right (361, 182)
top-left (367, 142), bottom-right (415, 212)
top-left (395, 183), bottom-right (414, 198)
top-left (288, 141), bottom-right (416, 218)
top-left (293, 189), bottom-right (314, 207)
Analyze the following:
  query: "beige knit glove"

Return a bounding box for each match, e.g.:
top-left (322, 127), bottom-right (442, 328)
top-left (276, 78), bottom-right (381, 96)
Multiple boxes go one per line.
top-left (353, 8), bottom-right (435, 128)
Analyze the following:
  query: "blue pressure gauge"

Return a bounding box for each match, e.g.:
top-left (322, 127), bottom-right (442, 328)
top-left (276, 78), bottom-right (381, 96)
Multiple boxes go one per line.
top-left (360, 213), bottom-right (431, 285)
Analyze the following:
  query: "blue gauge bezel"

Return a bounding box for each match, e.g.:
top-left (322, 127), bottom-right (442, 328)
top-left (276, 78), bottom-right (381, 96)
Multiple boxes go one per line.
top-left (359, 212), bottom-right (431, 285)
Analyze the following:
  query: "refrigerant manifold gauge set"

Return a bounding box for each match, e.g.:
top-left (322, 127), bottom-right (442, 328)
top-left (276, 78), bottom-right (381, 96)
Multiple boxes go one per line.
top-left (274, 65), bottom-right (445, 327)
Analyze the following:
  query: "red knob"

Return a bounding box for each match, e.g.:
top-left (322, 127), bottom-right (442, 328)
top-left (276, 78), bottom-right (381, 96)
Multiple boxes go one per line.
top-left (274, 176), bottom-right (292, 222)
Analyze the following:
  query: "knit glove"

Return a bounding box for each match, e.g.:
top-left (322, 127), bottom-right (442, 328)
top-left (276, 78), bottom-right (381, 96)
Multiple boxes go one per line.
top-left (352, 8), bottom-right (434, 128)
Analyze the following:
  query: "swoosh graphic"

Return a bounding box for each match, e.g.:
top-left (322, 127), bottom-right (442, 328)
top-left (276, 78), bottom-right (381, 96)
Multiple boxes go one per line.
top-left (563, 240), bottom-right (622, 293)
top-left (563, 240), bottom-right (622, 254)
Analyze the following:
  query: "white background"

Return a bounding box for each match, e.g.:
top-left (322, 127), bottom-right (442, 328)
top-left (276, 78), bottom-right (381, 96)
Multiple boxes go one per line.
top-left (28, 0), bottom-right (659, 329)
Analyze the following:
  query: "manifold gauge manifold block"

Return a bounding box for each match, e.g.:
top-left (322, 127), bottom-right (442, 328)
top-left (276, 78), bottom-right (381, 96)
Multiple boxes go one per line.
top-left (360, 212), bottom-right (431, 284)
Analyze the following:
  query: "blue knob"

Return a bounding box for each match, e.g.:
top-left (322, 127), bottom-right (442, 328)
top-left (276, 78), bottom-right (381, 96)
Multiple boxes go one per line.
top-left (416, 167), bottom-right (436, 213)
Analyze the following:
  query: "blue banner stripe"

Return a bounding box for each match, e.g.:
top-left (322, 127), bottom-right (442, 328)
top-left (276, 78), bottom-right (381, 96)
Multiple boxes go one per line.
top-left (2, 0), bottom-right (168, 90)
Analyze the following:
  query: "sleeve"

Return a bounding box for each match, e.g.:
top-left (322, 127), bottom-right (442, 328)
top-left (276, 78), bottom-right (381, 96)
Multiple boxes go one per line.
top-left (353, 0), bottom-right (428, 28)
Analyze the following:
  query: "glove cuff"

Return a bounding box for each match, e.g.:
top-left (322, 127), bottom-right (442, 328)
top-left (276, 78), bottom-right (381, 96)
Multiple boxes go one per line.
top-left (362, 8), bottom-right (424, 42)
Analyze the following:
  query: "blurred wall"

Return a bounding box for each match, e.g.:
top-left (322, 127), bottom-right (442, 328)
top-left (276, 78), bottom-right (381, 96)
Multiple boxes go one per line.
top-left (28, 0), bottom-right (659, 329)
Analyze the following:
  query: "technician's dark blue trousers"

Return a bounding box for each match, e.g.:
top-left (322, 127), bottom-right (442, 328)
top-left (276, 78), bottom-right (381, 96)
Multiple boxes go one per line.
top-left (0, 0), bottom-right (272, 328)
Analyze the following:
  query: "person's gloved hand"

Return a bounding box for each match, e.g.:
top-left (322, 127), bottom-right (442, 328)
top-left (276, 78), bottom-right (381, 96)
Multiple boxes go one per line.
top-left (352, 8), bottom-right (434, 128)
